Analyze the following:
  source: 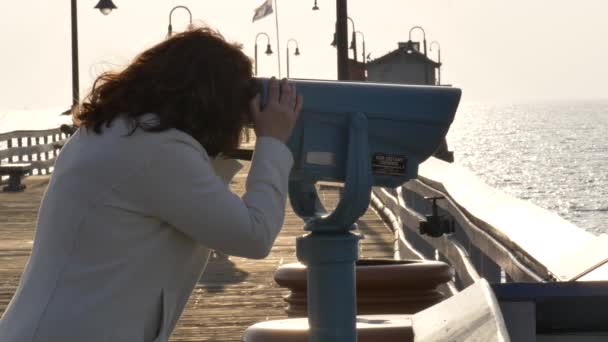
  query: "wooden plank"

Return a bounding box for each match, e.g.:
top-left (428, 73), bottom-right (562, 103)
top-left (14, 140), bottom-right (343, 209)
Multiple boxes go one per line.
top-left (0, 161), bottom-right (395, 341)
top-left (412, 279), bottom-right (510, 342)
top-left (0, 164), bottom-right (32, 173)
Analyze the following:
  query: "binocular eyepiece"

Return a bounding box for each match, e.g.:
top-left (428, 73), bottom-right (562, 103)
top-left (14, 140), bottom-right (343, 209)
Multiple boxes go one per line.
top-left (242, 78), bottom-right (462, 228)
top-left (253, 77), bottom-right (461, 188)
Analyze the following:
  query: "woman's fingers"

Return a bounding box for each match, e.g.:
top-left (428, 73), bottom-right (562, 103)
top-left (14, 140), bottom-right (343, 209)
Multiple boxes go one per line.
top-left (279, 78), bottom-right (291, 104)
top-left (294, 94), bottom-right (303, 116)
top-left (253, 77), bottom-right (304, 143)
top-left (282, 79), bottom-right (300, 110)
top-left (268, 77), bottom-right (280, 105)
top-left (265, 77), bottom-right (300, 111)
top-left (249, 94), bottom-right (261, 120)
top-left (290, 83), bottom-right (298, 109)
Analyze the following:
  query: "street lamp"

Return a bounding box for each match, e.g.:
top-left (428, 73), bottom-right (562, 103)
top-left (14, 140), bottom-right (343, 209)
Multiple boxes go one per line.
top-left (408, 26), bottom-right (427, 56)
top-left (286, 39), bottom-right (300, 79)
top-left (67, 0), bottom-right (116, 113)
top-left (430, 40), bottom-right (441, 85)
top-left (94, 0), bottom-right (117, 15)
top-left (334, 0), bottom-right (348, 80)
top-left (409, 26), bottom-right (428, 84)
top-left (352, 31), bottom-right (365, 65)
top-left (312, 0), bottom-right (319, 10)
top-left (331, 17), bottom-right (357, 62)
top-left (167, 6), bottom-right (193, 37)
top-left (254, 32), bottom-right (273, 76)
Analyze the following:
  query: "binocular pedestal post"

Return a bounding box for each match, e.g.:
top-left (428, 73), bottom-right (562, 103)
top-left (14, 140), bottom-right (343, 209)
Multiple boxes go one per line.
top-left (297, 230), bottom-right (360, 342)
top-left (290, 113), bottom-right (371, 341)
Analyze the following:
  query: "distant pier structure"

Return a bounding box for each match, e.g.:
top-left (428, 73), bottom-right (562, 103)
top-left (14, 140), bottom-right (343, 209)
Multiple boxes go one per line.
top-left (357, 39), bottom-right (453, 162)
top-left (366, 40), bottom-right (441, 85)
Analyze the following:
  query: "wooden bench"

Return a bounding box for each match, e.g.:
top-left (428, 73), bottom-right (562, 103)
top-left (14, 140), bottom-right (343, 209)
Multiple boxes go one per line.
top-left (0, 126), bottom-right (72, 188)
top-left (0, 163), bottom-right (33, 192)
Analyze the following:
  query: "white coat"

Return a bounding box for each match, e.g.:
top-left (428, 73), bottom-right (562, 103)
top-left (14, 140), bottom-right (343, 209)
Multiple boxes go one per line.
top-left (0, 114), bottom-right (293, 341)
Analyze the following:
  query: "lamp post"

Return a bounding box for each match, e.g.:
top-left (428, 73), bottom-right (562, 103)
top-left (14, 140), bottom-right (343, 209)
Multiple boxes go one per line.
top-left (167, 6), bottom-right (193, 37)
top-left (286, 39), bottom-right (300, 79)
top-left (69, 0), bottom-right (117, 111)
top-left (347, 17), bottom-right (357, 62)
top-left (331, 16), bottom-right (357, 62)
top-left (408, 26), bottom-right (427, 56)
top-left (335, 0), bottom-right (348, 81)
top-left (254, 32), bottom-right (273, 76)
top-left (352, 30), bottom-right (365, 65)
top-left (409, 26), bottom-right (428, 84)
top-left (430, 40), bottom-right (441, 85)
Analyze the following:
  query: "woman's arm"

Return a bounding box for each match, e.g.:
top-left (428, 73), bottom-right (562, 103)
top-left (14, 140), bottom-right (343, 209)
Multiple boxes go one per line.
top-left (140, 134), bottom-right (293, 259)
top-left (140, 78), bottom-right (301, 259)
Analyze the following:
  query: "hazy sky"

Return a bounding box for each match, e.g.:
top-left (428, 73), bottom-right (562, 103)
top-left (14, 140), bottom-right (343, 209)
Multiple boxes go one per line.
top-left (1, 0), bottom-right (607, 111)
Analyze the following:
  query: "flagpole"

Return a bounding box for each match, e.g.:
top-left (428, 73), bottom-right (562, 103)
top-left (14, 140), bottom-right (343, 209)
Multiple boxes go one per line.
top-left (274, 0), bottom-right (282, 78)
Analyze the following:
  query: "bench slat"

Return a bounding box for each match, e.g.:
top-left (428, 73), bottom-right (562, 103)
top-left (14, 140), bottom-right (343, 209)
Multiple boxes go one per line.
top-left (0, 143), bottom-right (58, 160)
top-left (0, 163), bottom-right (33, 173)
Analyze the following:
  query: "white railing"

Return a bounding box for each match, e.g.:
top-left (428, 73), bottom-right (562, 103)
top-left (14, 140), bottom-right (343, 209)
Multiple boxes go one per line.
top-left (371, 157), bottom-right (608, 289)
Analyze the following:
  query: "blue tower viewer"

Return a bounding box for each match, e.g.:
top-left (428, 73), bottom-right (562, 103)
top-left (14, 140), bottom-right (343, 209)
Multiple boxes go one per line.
top-left (258, 78), bottom-right (461, 341)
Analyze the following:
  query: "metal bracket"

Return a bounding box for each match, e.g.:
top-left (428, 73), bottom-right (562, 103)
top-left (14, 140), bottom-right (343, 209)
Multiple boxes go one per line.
top-left (419, 196), bottom-right (455, 237)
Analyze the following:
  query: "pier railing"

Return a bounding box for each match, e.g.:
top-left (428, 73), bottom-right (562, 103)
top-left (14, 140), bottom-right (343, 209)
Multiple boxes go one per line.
top-left (371, 157), bottom-right (608, 289)
top-left (2, 128), bottom-right (604, 287)
top-left (0, 127), bottom-right (70, 181)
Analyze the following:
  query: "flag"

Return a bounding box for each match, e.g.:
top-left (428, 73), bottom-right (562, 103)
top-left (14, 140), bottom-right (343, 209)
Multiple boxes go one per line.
top-left (252, 0), bottom-right (273, 22)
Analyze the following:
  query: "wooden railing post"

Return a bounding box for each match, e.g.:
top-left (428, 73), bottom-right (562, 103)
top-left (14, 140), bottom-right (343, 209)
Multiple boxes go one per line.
top-left (18, 138), bottom-right (23, 162)
top-left (7, 138), bottom-right (13, 163)
top-left (1, 127), bottom-right (68, 178)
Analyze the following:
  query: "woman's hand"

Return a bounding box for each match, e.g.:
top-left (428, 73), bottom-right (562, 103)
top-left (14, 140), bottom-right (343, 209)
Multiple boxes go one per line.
top-left (250, 77), bottom-right (303, 143)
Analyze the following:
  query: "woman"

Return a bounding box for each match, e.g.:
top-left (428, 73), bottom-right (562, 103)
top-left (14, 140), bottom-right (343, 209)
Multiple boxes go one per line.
top-left (0, 27), bottom-right (302, 341)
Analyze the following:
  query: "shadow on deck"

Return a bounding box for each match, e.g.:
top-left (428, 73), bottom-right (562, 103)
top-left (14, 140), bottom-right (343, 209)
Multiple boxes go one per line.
top-left (0, 163), bottom-right (395, 341)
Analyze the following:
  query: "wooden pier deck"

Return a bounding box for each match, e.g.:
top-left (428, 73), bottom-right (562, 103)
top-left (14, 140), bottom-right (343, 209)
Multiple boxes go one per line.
top-left (0, 162), bottom-right (395, 341)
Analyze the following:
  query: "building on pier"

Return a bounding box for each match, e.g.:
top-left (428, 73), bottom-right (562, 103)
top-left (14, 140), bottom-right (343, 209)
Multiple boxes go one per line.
top-left (366, 40), bottom-right (441, 86)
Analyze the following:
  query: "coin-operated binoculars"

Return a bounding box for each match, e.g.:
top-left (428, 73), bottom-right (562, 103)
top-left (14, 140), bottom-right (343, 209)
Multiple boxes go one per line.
top-left (257, 78), bottom-right (461, 342)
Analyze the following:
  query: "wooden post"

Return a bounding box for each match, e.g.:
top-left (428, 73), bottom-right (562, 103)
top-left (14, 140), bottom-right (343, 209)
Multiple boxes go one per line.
top-left (336, 0), bottom-right (348, 80)
top-left (18, 138), bottom-right (23, 162)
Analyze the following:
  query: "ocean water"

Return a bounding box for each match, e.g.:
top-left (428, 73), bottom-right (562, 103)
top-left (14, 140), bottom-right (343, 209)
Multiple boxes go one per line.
top-left (447, 100), bottom-right (608, 235)
top-left (1, 102), bottom-right (607, 234)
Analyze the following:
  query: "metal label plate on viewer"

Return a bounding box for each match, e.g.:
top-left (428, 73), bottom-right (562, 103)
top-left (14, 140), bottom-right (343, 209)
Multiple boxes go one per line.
top-left (372, 153), bottom-right (407, 176)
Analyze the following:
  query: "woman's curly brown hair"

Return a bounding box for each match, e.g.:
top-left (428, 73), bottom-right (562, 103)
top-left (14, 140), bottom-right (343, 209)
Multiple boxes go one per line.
top-left (75, 27), bottom-right (257, 157)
